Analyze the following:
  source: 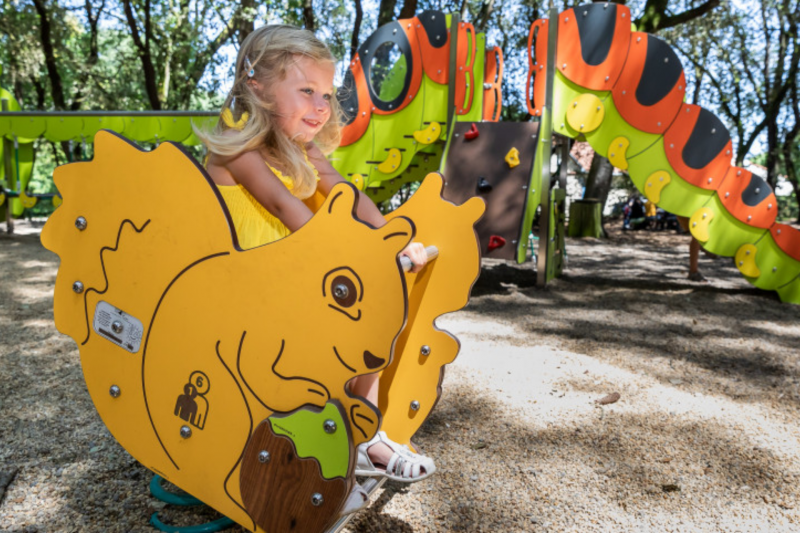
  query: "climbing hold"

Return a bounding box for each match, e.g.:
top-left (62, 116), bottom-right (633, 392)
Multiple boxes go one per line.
top-left (477, 177), bottom-right (493, 193)
top-left (488, 235), bottom-right (506, 252)
top-left (349, 173), bottom-right (367, 191)
top-left (607, 137), bottom-right (630, 170)
top-left (52, 194), bottom-right (62, 208)
top-left (464, 123), bottom-right (480, 141)
top-left (377, 148), bottom-right (402, 174)
top-left (20, 191), bottom-right (37, 209)
top-left (644, 171), bottom-right (671, 203)
top-left (734, 244), bottom-right (760, 278)
top-left (505, 147), bottom-right (520, 168)
top-left (412, 122), bottom-right (442, 145)
top-left (0, 190), bottom-right (5, 206)
top-left (566, 93), bottom-right (605, 133)
top-left (689, 207), bottom-right (714, 243)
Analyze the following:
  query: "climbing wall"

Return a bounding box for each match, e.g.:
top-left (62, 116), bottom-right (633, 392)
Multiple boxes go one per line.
top-left (439, 121), bottom-right (540, 261)
top-left (528, 3), bottom-right (800, 303)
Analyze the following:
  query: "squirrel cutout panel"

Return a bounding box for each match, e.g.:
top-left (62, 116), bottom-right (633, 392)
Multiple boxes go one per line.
top-left (42, 131), bottom-right (484, 532)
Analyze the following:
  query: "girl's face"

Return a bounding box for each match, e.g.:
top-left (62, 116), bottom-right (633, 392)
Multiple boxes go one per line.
top-left (271, 56), bottom-right (335, 143)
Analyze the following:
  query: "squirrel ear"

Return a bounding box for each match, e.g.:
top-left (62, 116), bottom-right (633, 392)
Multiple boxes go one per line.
top-left (379, 216), bottom-right (415, 251)
top-left (324, 182), bottom-right (359, 219)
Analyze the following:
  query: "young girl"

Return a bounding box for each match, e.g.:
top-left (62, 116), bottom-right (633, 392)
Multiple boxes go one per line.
top-left (199, 25), bottom-right (436, 503)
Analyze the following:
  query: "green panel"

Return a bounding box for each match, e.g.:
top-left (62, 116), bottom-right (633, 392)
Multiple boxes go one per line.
top-left (776, 275), bottom-right (800, 305)
top-left (516, 118), bottom-right (545, 263)
top-left (331, 119), bottom-right (375, 182)
top-left (583, 93), bottom-right (661, 160)
top-left (421, 76), bottom-right (449, 127)
top-left (546, 188), bottom-right (566, 281)
top-left (366, 143), bottom-right (442, 204)
top-left (181, 116), bottom-right (218, 146)
top-left (9, 142), bottom-right (34, 217)
top-left (81, 116), bottom-right (127, 141)
top-left (627, 139), bottom-right (715, 217)
top-left (550, 72), bottom-right (608, 139)
top-left (0, 88), bottom-right (20, 137)
top-left (696, 195), bottom-right (767, 257)
top-left (8, 116), bottom-right (45, 143)
top-left (121, 116), bottom-right (160, 143)
top-left (158, 116), bottom-right (194, 143)
top-left (44, 116), bottom-right (84, 142)
top-left (744, 233), bottom-right (800, 291)
top-left (269, 402), bottom-right (350, 480)
top-left (378, 54), bottom-right (407, 102)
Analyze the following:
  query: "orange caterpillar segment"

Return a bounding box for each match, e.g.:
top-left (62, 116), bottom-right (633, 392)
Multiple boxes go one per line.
top-left (455, 21), bottom-right (477, 115)
top-left (526, 18), bottom-right (548, 116)
top-left (771, 224), bottom-right (800, 263)
top-left (339, 55), bottom-right (372, 147)
top-left (664, 104), bottom-right (734, 191)
top-left (555, 4), bottom-right (631, 92)
top-left (717, 167), bottom-right (778, 229)
top-left (612, 33), bottom-right (686, 134)
top-left (416, 10), bottom-right (451, 84)
top-left (483, 46), bottom-right (503, 122)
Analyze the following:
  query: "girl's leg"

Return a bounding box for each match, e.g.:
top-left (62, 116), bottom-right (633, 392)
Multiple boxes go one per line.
top-left (349, 374), bottom-right (394, 467)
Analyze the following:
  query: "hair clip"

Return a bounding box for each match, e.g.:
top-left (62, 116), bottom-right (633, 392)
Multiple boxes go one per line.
top-left (244, 56), bottom-right (255, 78)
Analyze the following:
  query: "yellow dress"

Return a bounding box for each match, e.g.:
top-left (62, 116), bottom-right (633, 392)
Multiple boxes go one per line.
top-left (216, 156), bottom-right (320, 250)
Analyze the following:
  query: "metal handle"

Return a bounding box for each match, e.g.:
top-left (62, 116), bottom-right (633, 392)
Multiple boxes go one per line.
top-left (400, 246), bottom-right (439, 272)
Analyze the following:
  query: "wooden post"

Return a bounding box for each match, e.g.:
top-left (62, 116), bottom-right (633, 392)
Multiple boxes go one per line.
top-left (1, 99), bottom-right (14, 234)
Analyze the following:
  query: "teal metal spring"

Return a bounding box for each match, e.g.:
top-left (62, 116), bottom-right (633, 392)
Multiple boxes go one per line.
top-left (148, 475), bottom-right (235, 533)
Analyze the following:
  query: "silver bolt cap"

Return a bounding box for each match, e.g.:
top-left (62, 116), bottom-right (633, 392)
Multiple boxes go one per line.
top-left (258, 450), bottom-right (270, 463)
top-left (311, 493), bottom-right (324, 506)
top-left (72, 281), bottom-right (84, 294)
top-left (180, 425), bottom-right (192, 439)
top-left (323, 420), bottom-right (337, 434)
top-left (109, 385), bottom-right (121, 398)
top-left (75, 217), bottom-right (87, 230)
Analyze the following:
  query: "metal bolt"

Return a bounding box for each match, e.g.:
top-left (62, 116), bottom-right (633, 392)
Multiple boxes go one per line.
top-left (622, 90), bottom-right (626, 95)
top-left (702, 213), bottom-right (707, 219)
top-left (109, 385), bottom-right (121, 398)
top-left (180, 426), bottom-right (192, 439)
top-left (725, 192), bottom-right (730, 198)
top-left (111, 321), bottom-right (124, 334)
top-left (768, 203), bottom-right (773, 209)
top-left (692, 222), bottom-right (697, 227)
top-left (311, 493), bottom-right (324, 506)
top-left (745, 250), bottom-right (750, 255)
top-left (72, 281), bottom-right (84, 294)
top-left (777, 229), bottom-right (782, 235)
top-left (707, 178), bottom-right (713, 183)
top-left (739, 261), bottom-right (744, 266)
top-left (755, 187), bottom-right (761, 194)
top-left (258, 451), bottom-right (270, 463)
top-left (410, 400), bottom-right (420, 411)
top-left (773, 267), bottom-right (778, 272)
top-left (75, 216), bottom-right (87, 230)
top-left (737, 170), bottom-right (742, 176)
top-left (664, 57), bottom-right (669, 63)
top-left (323, 420), bottom-right (337, 434)
top-left (747, 215), bottom-right (752, 221)
top-left (711, 128), bottom-right (716, 134)
top-left (420, 345), bottom-right (431, 356)
top-left (333, 284), bottom-right (349, 300)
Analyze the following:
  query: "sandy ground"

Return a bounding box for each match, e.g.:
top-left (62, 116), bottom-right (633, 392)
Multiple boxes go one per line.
top-left (1, 219), bottom-right (800, 533)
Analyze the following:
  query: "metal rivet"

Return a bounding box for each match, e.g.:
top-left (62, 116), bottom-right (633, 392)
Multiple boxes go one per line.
top-left (605, 76), bottom-right (609, 81)
top-left (72, 281), bottom-right (84, 294)
top-left (597, 106), bottom-right (601, 111)
top-left (702, 213), bottom-right (707, 219)
top-left (393, 28), bottom-right (397, 34)
top-left (562, 63), bottom-right (567, 69)
top-left (657, 122), bottom-right (661, 127)
top-left (611, 153), bottom-right (616, 157)
top-left (410, 400), bottom-right (420, 411)
top-left (725, 192), bottom-right (730, 198)
top-left (333, 284), bottom-right (349, 300)
top-left (258, 450), bottom-right (270, 463)
top-left (584, 10), bottom-right (588, 15)
top-left (323, 420), bottom-right (337, 434)
top-left (420, 345), bottom-right (431, 356)
top-left (622, 90), bottom-right (626, 95)
top-left (670, 144), bottom-right (674, 149)
top-left (737, 170), bottom-right (742, 176)
top-left (180, 426), bottom-right (192, 439)
top-left (745, 250), bottom-right (750, 255)
top-left (660, 177), bottom-right (664, 182)
top-left (109, 385), bottom-right (121, 398)
top-left (636, 37), bottom-right (641, 43)
top-left (773, 267), bottom-right (778, 272)
top-left (777, 229), bottom-right (782, 235)
top-left (565, 17), bottom-right (569, 22)
top-left (573, 101), bottom-right (578, 107)
top-left (755, 187), bottom-right (761, 194)
top-left (739, 261), bottom-right (744, 266)
top-left (692, 222), bottom-right (697, 227)
top-left (707, 178), bottom-right (713, 183)
top-left (664, 57), bottom-right (669, 63)
top-left (311, 493), bottom-right (324, 506)
top-left (747, 215), bottom-right (752, 221)
top-left (75, 216), bottom-right (87, 230)
top-left (768, 203), bottom-right (773, 209)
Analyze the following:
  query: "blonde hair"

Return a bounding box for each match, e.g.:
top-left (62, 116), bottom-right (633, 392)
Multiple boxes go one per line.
top-left (197, 25), bottom-right (342, 199)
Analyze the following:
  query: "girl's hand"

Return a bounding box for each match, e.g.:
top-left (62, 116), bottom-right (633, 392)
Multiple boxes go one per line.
top-left (401, 242), bottom-right (428, 274)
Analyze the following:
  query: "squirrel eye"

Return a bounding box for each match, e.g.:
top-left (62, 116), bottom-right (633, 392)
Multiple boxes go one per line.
top-left (331, 275), bottom-right (357, 307)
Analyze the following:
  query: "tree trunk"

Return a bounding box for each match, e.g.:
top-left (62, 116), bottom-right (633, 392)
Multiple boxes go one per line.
top-left (377, 0), bottom-right (397, 27)
top-left (236, 0), bottom-right (256, 44)
top-left (766, 121), bottom-right (780, 190)
top-left (31, 0), bottom-right (66, 110)
top-left (350, 0), bottom-right (363, 61)
top-left (584, 153), bottom-right (614, 210)
top-left (122, 0), bottom-right (162, 110)
top-left (397, 0), bottom-right (417, 19)
top-left (302, 0), bottom-right (315, 31)
top-left (568, 200), bottom-right (605, 238)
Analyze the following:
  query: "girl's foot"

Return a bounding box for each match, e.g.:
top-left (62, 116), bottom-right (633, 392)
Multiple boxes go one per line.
top-left (355, 431), bottom-right (435, 482)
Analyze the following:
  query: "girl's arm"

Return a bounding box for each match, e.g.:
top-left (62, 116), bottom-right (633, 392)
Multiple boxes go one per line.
top-left (306, 143), bottom-right (428, 272)
top-left (222, 149), bottom-right (315, 232)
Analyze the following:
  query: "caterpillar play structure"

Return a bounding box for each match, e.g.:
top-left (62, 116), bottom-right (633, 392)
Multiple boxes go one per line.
top-left (526, 3), bottom-right (800, 303)
top-left (41, 131), bottom-right (484, 532)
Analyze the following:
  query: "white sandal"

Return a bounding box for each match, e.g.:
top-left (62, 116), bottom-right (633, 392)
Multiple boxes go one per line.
top-left (355, 431), bottom-right (436, 482)
top-left (339, 482), bottom-right (369, 516)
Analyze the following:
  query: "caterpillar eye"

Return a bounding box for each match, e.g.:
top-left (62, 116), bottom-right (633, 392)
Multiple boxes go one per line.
top-left (331, 275), bottom-right (357, 307)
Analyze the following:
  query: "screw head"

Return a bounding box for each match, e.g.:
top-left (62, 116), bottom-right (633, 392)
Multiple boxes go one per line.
top-left (111, 321), bottom-right (124, 334)
top-left (180, 425), bottom-right (192, 439)
top-left (72, 281), bottom-right (84, 294)
top-left (109, 385), bottom-right (121, 398)
top-left (258, 450), bottom-right (270, 463)
top-left (323, 420), bottom-right (337, 434)
top-left (333, 284), bottom-right (349, 300)
top-left (75, 216), bottom-right (87, 230)
top-left (311, 493), bottom-right (324, 506)
top-left (410, 400), bottom-right (420, 411)
top-left (420, 345), bottom-right (431, 356)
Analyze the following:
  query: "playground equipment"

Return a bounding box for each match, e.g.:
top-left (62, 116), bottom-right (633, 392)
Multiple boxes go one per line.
top-left (41, 131), bottom-right (484, 532)
top-left (527, 3), bottom-right (800, 303)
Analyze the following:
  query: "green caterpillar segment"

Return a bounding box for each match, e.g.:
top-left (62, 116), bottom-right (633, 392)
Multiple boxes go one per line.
top-left (268, 402), bottom-right (352, 480)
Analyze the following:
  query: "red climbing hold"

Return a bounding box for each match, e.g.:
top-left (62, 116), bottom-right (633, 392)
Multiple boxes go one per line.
top-left (488, 235), bottom-right (506, 251)
top-left (465, 123), bottom-right (479, 140)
